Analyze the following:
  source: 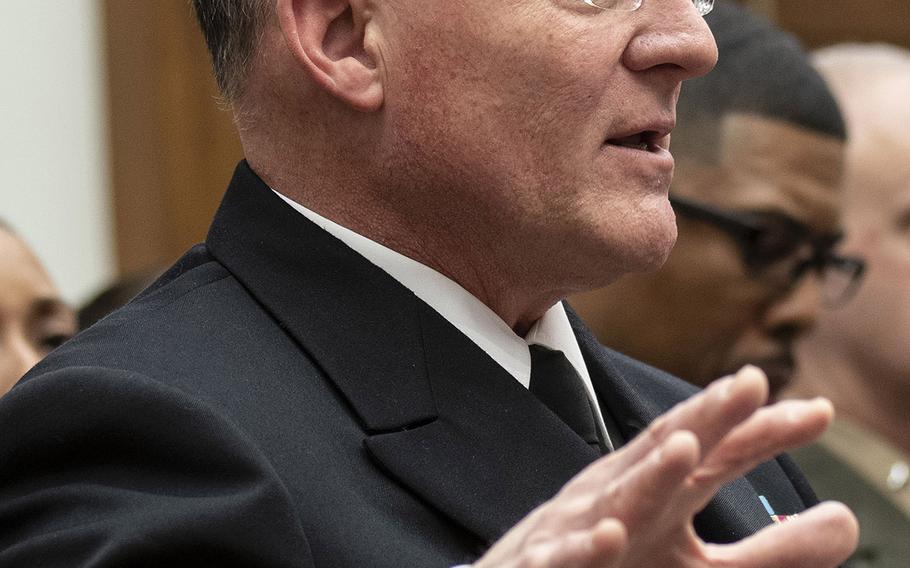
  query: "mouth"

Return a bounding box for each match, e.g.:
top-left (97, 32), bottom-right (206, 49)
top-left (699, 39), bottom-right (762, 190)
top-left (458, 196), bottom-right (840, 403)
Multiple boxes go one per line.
top-left (604, 123), bottom-right (673, 153)
top-left (605, 131), bottom-right (665, 152)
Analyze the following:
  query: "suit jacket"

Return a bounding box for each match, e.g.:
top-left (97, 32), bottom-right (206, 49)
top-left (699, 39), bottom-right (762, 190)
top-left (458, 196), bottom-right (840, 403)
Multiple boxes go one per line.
top-left (0, 161), bottom-right (817, 567)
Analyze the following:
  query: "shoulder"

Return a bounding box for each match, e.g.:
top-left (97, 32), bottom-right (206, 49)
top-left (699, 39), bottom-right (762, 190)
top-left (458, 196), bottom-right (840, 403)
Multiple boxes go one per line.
top-left (0, 364), bottom-right (314, 566)
top-left (25, 245), bottom-right (232, 379)
top-left (21, 244), bottom-right (321, 408)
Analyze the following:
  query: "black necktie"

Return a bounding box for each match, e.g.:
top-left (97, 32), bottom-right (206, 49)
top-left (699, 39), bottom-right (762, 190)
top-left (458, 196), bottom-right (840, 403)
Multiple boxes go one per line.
top-left (528, 344), bottom-right (605, 453)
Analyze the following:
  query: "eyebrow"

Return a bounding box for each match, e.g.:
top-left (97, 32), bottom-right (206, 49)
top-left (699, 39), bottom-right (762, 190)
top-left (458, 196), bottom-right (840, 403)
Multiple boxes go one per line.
top-left (29, 297), bottom-right (75, 321)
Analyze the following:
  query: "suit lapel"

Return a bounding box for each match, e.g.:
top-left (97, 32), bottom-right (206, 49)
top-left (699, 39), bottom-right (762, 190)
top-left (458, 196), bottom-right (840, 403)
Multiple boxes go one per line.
top-left (207, 162), bottom-right (599, 544)
top-left (207, 162), bottom-right (442, 431)
top-left (366, 302), bottom-right (600, 543)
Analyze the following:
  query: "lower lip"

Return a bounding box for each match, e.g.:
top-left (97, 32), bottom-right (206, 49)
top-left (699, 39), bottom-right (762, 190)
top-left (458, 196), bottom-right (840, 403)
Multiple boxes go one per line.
top-left (601, 143), bottom-right (674, 174)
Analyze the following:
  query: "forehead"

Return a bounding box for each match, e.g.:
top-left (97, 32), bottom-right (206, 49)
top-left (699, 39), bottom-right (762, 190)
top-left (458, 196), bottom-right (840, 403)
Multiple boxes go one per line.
top-left (0, 232), bottom-right (57, 316)
top-left (841, 78), bottom-right (910, 213)
top-left (678, 113), bottom-right (845, 231)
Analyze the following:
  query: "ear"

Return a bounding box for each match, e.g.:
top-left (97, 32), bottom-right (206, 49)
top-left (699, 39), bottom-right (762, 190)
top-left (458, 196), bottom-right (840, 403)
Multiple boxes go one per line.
top-left (277, 0), bottom-right (383, 112)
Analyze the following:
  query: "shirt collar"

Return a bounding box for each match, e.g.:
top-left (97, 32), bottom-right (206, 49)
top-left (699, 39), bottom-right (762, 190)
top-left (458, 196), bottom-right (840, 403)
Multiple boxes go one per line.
top-left (271, 190), bottom-right (590, 389)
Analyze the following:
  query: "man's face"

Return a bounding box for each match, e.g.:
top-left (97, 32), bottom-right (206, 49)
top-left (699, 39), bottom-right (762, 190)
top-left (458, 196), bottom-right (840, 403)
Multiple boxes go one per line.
top-left (573, 113), bottom-right (844, 395)
top-left (0, 230), bottom-right (76, 395)
top-left (805, 82), bottom-right (910, 401)
top-left (369, 0), bottom-right (717, 293)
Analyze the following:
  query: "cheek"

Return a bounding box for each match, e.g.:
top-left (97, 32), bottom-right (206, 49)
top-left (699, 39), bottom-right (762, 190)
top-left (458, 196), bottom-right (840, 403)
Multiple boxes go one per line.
top-left (0, 349), bottom-right (9, 382)
top-left (846, 244), bottom-right (910, 356)
top-left (809, 233), bottom-right (910, 390)
top-left (0, 343), bottom-right (22, 394)
top-left (667, 229), bottom-right (769, 321)
top-left (386, 12), bottom-right (617, 163)
top-left (661, 240), bottom-right (767, 348)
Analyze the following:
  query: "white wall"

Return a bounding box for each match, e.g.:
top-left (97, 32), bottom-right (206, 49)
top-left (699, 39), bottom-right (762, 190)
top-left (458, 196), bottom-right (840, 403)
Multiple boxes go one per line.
top-left (0, 0), bottom-right (114, 306)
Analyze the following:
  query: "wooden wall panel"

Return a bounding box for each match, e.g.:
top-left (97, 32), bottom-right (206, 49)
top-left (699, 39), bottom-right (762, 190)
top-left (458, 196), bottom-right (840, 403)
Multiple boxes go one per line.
top-left (747, 0), bottom-right (910, 50)
top-left (776, 0), bottom-right (910, 49)
top-left (104, 0), bottom-right (241, 276)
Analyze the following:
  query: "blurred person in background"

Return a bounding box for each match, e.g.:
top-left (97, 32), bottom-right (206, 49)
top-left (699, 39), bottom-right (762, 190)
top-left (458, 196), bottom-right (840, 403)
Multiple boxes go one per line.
top-left (0, 219), bottom-right (76, 395)
top-left (785, 44), bottom-right (910, 567)
top-left (571, 2), bottom-right (864, 401)
top-left (0, 0), bottom-right (860, 565)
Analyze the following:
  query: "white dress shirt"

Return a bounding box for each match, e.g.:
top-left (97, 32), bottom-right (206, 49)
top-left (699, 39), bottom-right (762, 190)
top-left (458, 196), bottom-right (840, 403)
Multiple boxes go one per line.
top-left (272, 190), bottom-right (612, 450)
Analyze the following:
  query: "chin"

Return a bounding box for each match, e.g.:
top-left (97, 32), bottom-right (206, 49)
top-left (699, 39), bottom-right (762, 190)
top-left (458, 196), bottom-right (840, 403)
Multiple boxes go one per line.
top-left (573, 230), bottom-right (677, 292)
top-left (629, 215), bottom-right (678, 274)
top-left (564, 197), bottom-right (678, 286)
top-left (632, 245), bottom-right (675, 275)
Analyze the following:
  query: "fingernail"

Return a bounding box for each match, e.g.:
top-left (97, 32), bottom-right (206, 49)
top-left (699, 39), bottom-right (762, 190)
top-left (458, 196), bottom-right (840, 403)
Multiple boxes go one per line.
top-left (787, 400), bottom-right (823, 422)
top-left (738, 364), bottom-right (764, 380)
top-left (714, 375), bottom-right (735, 400)
top-left (651, 446), bottom-right (663, 464)
top-left (814, 397), bottom-right (835, 415)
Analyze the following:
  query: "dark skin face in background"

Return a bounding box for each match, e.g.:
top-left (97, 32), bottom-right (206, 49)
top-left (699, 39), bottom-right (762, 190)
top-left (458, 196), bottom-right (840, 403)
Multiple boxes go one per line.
top-left (0, 229), bottom-right (76, 395)
top-left (571, 113), bottom-right (845, 397)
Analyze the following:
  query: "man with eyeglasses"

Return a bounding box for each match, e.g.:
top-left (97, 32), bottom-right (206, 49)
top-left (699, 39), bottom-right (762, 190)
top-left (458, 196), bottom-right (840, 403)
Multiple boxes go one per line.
top-left (784, 44), bottom-right (910, 567)
top-left (0, 0), bottom-right (856, 566)
top-left (573, 3), bottom-right (865, 401)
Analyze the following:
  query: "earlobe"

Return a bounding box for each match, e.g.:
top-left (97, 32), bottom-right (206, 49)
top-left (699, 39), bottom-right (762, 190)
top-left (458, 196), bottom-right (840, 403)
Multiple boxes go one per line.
top-left (277, 0), bottom-right (383, 112)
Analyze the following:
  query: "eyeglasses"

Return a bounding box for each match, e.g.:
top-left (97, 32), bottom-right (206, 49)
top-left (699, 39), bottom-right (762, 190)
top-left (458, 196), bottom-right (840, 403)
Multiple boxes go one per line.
top-left (669, 195), bottom-right (866, 307)
top-left (583, 0), bottom-right (714, 17)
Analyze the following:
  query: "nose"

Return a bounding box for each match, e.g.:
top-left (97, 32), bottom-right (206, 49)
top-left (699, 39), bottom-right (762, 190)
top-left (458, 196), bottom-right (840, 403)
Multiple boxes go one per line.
top-left (622, 0), bottom-right (719, 82)
top-left (1, 337), bottom-right (44, 395)
top-left (762, 273), bottom-right (823, 342)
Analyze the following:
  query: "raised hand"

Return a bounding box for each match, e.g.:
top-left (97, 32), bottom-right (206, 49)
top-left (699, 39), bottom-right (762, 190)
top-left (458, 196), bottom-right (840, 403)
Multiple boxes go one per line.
top-left (475, 366), bottom-right (858, 568)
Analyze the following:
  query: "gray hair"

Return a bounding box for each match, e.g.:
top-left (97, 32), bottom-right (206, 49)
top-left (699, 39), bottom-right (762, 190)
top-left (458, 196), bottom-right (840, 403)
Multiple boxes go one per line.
top-left (191, 0), bottom-right (272, 102)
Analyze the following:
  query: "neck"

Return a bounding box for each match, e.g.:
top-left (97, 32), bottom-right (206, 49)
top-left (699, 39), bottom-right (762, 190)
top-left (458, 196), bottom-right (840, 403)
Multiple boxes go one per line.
top-left (792, 339), bottom-right (910, 455)
top-left (241, 131), bottom-right (565, 337)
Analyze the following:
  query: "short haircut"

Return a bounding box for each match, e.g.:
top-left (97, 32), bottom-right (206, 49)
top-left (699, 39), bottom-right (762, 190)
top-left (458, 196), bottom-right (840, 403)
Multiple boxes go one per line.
top-left (674, 1), bottom-right (846, 162)
top-left (191, 0), bottom-right (271, 102)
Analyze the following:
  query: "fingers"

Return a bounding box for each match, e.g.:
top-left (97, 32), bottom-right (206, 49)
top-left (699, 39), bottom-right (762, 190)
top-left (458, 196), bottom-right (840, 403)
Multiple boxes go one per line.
top-left (695, 397), bottom-right (833, 486)
top-left (597, 430), bottom-right (700, 531)
top-left (611, 366), bottom-right (768, 474)
top-left (679, 397), bottom-right (833, 513)
top-left (480, 518), bottom-right (628, 568)
top-left (562, 365), bottom-right (766, 514)
top-left (705, 501), bottom-right (859, 568)
top-left (526, 519), bottom-right (628, 568)
top-left (549, 430), bottom-right (699, 535)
